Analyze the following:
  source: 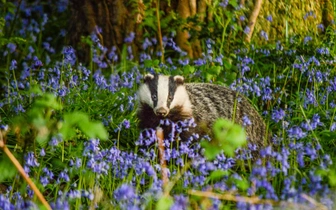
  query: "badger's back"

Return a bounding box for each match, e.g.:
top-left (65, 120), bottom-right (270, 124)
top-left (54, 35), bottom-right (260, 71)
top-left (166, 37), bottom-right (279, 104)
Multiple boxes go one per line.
top-left (185, 83), bottom-right (266, 146)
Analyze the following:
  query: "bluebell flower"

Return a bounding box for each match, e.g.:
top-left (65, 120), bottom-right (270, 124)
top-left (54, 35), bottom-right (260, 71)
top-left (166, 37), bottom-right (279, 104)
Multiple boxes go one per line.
top-left (142, 38), bottom-right (152, 50)
top-left (59, 29), bottom-right (67, 37)
top-left (0, 194), bottom-right (15, 210)
top-left (304, 36), bottom-right (312, 44)
top-left (178, 58), bottom-right (189, 66)
top-left (303, 89), bottom-right (317, 107)
top-left (32, 56), bottom-right (43, 69)
top-left (171, 195), bottom-right (189, 210)
top-left (127, 45), bottom-right (134, 60)
top-left (262, 87), bottom-right (272, 101)
top-left (58, 86), bottom-right (68, 97)
top-left (62, 46), bottom-right (76, 66)
top-left (194, 58), bottom-right (206, 66)
top-left (7, 43), bottom-right (17, 54)
top-left (9, 60), bottom-right (17, 71)
top-left (271, 108), bottom-right (285, 123)
top-left (243, 26), bottom-right (250, 34)
top-left (13, 104), bottom-right (25, 114)
top-left (304, 143), bottom-right (317, 160)
top-left (57, 169), bottom-right (70, 183)
top-left (108, 46), bottom-right (118, 62)
top-left (304, 11), bottom-right (316, 20)
top-left (93, 70), bottom-right (107, 89)
top-left (40, 148), bottom-right (46, 157)
top-left (239, 15), bottom-right (246, 21)
top-left (287, 126), bottom-right (306, 139)
top-left (79, 64), bottom-right (91, 80)
top-left (266, 15), bottom-right (273, 22)
top-left (219, 0), bottom-right (229, 8)
top-left (124, 32), bottom-right (135, 43)
top-left (317, 23), bottom-right (325, 31)
top-left (114, 183), bottom-right (137, 201)
top-left (330, 122), bottom-right (336, 131)
top-left (242, 115), bottom-right (251, 126)
top-left (50, 199), bottom-right (70, 210)
top-left (260, 30), bottom-right (269, 41)
top-left (49, 134), bottom-right (63, 147)
top-left (316, 47), bottom-right (330, 55)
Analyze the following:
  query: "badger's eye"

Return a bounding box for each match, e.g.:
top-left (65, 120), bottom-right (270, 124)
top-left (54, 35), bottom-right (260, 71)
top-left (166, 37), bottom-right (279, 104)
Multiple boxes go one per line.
top-left (152, 94), bottom-right (157, 101)
top-left (168, 95), bottom-right (173, 102)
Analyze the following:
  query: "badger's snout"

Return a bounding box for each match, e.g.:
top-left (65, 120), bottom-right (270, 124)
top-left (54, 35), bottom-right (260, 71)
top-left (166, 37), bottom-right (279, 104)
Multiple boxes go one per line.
top-left (155, 107), bottom-right (169, 117)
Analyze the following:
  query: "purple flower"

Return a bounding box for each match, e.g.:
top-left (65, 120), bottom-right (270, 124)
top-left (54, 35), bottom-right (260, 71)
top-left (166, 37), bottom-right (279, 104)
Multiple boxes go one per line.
top-left (287, 126), bottom-right (306, 139)
top-left (7, 43), bottom-right (17, 53)
top-left (304, 36), bottom-right (312, 44)
top-left (304, 89), bottom-right (317, 107)
top-left (62, 46), bottom-right (76, 66)
top-left (50, 199), bottom-right (70, 210)
top-left (242, 115), bottom-right (252, 127)
top-left (9, 60), bottom-right (17, 70)
top-left (40, 148), bottom-right (46, 156)
top-left (0, 194), bottom-right (15, 209)
top-left (266, 15), bottom-right (273, 22)
top-left (243, 26), bottom-right (250, 34)
top-left (171, 195), bottom-right (189, 210)
top-left (239, 15), bottom-right (246, 21)
top-left (57, 169), bottom-right (70, 183)
top-left (13, 104), bottom-right (25, 114)
top-left (271, 108), bottom-right (285, 123)
top-left (330, 122), bottom-right (336, 131)
top-left (219, 0), bottom-right (229, 8)
top-left (124, 32), bottom-right (135, 43)
top-left (114, 184), bottom-right (136, 200)
top-left (317, 23), bottom-right (325, 31)
top-left (32, 56), bottom-right (43, 69)
top-left (316, 47), bottom-right (330, 55)
top-left (58, 86), bottom-right (68, 97)
top-left (260, 30), bottom-right (269, 41)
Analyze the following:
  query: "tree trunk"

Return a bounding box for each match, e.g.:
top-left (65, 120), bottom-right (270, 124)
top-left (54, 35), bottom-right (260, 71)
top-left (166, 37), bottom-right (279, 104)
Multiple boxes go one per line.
top-left (68, 0), bottom-right (144, 61)
top-left (67, 0), bottom-right (334, 63)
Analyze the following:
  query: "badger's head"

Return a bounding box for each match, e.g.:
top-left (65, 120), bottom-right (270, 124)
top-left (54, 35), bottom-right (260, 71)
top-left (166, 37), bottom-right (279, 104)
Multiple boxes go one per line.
top-left (138, 74), bottom-right (192, 118)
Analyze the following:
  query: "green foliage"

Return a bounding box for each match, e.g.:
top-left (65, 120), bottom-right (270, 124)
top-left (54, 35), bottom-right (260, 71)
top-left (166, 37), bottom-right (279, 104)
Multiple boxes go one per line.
top-left (156, 196), bottom-right (173, 210)
top-left (0, 155), bottom-right (17, 182)
top-left (10, 86), bottom-right (108, 149)
top-left (201, 119), bottom-right (247, 160)
top-left (60, 112), bottom-right (108, 140)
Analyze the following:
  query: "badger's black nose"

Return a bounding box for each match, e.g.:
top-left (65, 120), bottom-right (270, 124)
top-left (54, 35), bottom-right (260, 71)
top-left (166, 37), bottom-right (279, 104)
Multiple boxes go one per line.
top-left (155, 108), bottom-right (168, 117)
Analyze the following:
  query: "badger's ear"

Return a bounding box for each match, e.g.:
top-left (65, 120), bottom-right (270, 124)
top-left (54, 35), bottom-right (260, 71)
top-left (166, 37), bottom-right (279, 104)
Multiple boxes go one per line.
top-left (143, 73), bottom-right (155, 83)
top-left (174, 75), bottom-right (184, 85)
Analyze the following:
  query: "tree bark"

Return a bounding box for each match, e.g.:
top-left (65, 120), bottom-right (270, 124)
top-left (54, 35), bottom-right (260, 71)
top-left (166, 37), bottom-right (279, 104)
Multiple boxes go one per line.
top-left (245, 0), bottom-right (263, 43)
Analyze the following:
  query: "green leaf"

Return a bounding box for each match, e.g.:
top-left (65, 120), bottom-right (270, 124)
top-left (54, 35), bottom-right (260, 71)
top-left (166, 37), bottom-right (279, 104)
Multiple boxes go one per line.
top-left (183, 65), bottom-right (195, 75)
top-left (34, 93), bottom-right (62, 110)
top-left (200, 140), bottom-right (222, 161)
top-left (208, 66), bottom-right (222, 75)
top-left (235, 178), bottom-right (249, 191)
top-left (206, 170), bottom-right (230, 183)
top-left (212, 119), bottom-right (247, 157)
top-left (83, 122), bottom-right (108, 140)
top-left (0, 155), bottom-right (17, 182)
top-left (156, 196), bottom-right (173, 210)
top-left (60, 112), bottom-right (108, 140)
top-left (329, 170), bottom-right (336, 187)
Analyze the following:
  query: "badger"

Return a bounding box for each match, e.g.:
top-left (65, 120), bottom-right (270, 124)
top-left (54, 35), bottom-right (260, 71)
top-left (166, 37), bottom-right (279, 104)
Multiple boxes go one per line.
top-left (137, 74), bottom-right (266, 147)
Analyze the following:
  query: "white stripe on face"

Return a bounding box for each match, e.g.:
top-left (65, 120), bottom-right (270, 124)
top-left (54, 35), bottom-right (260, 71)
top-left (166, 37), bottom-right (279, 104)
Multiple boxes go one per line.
top-left (138, 84), bottom-right (153, 107)
top-left (155, 75), bottom-right (170, 113)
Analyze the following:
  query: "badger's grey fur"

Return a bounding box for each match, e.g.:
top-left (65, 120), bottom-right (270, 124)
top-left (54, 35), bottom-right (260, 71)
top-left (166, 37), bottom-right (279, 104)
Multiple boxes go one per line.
top-left (137, 74), bottom-right (266, 147)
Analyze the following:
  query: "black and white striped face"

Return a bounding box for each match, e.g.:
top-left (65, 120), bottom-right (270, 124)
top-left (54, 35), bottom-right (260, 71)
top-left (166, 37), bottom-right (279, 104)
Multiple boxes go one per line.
top-left (138, 74), bottom-right (191, 117)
